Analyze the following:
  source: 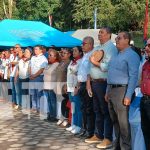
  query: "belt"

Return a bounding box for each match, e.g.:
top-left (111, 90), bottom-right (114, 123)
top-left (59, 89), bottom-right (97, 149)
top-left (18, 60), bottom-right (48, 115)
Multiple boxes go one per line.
top-left (108, 84), bottom-right (127, 88)
top-left (91, 78), bottom-right (107, 82)
top-left (143, 94), bottom-right (150, 99)
top-left (79, 81), bottom-right (86, 83)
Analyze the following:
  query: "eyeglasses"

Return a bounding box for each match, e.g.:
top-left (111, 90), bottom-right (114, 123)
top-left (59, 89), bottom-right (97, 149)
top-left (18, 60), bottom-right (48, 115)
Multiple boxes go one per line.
top-left (60, 51), bottom-right (69, 55)
top-left (61, 52), bottom-right (69, 55)
top-left (115, 36), bottom-right (123, 41)
top-left (82, 42), bottom-right (89, 45)
top-left (49, 54), bottom-right (55, 57)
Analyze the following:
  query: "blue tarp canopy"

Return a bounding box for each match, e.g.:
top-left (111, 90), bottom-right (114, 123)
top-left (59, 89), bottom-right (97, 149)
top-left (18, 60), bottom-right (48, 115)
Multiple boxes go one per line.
top-left (0, 19), bottom-right (82, 47)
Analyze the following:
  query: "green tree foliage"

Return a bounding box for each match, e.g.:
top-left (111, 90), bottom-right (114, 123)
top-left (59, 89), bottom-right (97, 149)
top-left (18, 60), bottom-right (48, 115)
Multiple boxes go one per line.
top-left (0, 0), bottom-right (147, 32)
top-left (73, 0), bottom-right (145, 32)
top-left (15, 0), bottom-right (60, 23)
top-left (73, 0), bottom-right (116, 29)
top-left (114, 0), bottom-right (145, 31)
top-left (52, 0), bottom-right (76, 30)
top-left (15, 0), bottom-right (75, 30)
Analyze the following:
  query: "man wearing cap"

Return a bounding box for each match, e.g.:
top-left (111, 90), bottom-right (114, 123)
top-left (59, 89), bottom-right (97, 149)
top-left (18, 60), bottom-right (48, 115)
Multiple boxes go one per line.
top-left (106, 31), bottom-right (140, 150)
top-left (85, 27), bottom-right (117, 149)
top-left (140, 38), bottom-right (150, 150)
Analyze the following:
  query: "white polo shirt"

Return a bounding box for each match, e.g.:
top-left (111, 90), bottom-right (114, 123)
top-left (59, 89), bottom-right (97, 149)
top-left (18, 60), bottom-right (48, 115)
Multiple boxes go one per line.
top-left (18, 59), bottom-right (30, 79)
top-left (10, 54), bottom-right (19, 77)
top-left (30, 54), bottom-right (48, 75)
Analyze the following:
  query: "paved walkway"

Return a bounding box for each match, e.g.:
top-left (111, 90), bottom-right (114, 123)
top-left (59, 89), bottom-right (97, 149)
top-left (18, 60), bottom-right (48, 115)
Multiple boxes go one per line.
top-left (0, 101), bottom-right (113, 150)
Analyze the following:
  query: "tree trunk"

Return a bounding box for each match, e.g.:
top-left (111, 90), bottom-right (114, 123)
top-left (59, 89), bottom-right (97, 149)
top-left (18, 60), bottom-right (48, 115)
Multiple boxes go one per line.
top-left (3, 0), bottom-right (8, 18)
top-left (8, 0), bottom-right (13, 18)
top-left (2, 0), bottom-right (13, 19)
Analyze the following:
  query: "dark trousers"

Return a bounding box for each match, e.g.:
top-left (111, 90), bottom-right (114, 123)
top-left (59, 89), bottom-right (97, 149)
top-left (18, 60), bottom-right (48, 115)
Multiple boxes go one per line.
top-left (78, 82), bottom-right (95, 135)
top-left (108, 86), bottom-right (131, 150)
top-left (92, 81), bottom-right (113, 140)
top-left (140, 96), bottom-right (150, 150)
top-left (44, 90), bottom-right (57, 118)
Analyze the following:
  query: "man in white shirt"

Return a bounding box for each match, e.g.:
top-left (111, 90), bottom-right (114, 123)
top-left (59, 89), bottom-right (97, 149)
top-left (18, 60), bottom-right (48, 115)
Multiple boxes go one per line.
top-left (9, 46), bottom-right (20, 109)
top-left (29, 45), bottom-right (48, 113)
top-left (75, 36), bottom-right (95, 138)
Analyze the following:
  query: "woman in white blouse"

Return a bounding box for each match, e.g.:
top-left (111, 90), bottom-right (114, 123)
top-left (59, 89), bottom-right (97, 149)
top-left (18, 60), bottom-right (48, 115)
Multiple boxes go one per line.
top-left (66, 46), bottom-right (83, 134)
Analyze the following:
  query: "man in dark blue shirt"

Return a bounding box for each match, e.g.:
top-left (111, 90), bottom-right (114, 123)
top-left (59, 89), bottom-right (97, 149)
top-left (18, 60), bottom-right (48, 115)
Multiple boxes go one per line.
top-left (106, 32), bottom-right (140, 150)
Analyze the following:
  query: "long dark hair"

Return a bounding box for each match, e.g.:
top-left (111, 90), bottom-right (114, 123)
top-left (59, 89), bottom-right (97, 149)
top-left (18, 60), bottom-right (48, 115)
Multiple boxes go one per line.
top-left (131, 46), bottom-right (142, 60)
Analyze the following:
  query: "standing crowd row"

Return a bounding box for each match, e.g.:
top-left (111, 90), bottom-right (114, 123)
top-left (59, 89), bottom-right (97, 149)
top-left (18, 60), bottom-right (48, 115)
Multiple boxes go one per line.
top-left (0, 27), bottom-right (150, 150)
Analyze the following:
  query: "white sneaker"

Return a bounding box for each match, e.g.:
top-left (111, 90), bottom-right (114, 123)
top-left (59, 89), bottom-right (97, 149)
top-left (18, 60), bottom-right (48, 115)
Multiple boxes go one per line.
top-left (62, 120), bottom-right (68, 127)
top-left (71, 126), bottom-right (81, 134)
top-left (66, 125), bottom-right (76, 131)
top-left (56, 119), bottom-right (63, 125)
top-left (14, 105), bottom-right (19, 110)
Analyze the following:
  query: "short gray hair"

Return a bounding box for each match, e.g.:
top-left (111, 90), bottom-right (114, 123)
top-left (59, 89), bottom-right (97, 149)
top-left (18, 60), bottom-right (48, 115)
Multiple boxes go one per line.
top-left (83, 36), bottom-right (94, 45)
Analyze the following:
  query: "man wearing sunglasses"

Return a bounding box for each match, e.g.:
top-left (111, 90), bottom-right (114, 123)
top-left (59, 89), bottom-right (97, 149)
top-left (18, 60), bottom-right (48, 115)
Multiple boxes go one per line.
top-left (106, 32), bottom-right (140, 150)
top-left (140, 39), bottom-right (150, 150)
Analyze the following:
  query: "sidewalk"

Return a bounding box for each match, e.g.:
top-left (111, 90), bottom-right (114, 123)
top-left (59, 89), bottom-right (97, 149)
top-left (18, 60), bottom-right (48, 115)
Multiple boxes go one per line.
top-left (0, 101), bottom-right (113, 150)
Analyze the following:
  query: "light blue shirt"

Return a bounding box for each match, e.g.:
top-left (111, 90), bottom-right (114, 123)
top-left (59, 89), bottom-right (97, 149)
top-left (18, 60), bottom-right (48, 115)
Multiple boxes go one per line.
top-left (77, 50), bottom-right (93, 82)
top-left (107, 47), bottom-right (140, 99)
top-left (90, 40), bottom-right (118, 79)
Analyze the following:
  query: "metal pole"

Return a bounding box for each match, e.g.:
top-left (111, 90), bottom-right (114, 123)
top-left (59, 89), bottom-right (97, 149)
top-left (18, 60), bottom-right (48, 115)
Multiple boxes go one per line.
top-left (94, 8), bottom-right (97, 29)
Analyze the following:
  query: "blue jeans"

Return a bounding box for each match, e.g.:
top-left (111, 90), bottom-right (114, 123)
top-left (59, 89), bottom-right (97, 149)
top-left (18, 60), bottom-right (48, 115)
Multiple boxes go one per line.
top-left (17, 78), bottom-right (29, 107)
top-left (68, 92), bottom-right (82, 128)
top-left (92, 81), bottom-right (113, 140)
top-left (44, 90), bottom-right (57, 118)
top-left (15, 78), bottom-right (21, 106)
top-left (10, 77), bottom-right (17, 104)
top-left (30, 75), bottom-right (43, 111)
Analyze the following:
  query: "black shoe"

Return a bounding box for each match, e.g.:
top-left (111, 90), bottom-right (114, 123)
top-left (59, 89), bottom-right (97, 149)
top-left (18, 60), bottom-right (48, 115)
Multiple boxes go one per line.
top-left (44, 118), bottom-right (51, 122)
top-left (50, 117), bottom-right (58, 122)
top-left (82, 132), bottom-right (93, 139)
top-left (75, 129), bottom-right (86, 138)
top-left (44, 116), bottom-right (51, 122)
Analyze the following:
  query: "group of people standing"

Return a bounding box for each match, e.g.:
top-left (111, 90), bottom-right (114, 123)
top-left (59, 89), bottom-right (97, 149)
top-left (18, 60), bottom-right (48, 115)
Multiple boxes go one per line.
top-left (0, 26), bottom-right (150, 150)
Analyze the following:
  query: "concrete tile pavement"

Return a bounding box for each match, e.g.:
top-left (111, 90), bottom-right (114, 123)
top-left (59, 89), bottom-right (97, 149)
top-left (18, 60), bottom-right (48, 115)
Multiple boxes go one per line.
top-left (0, 101), bottom-right (113, 150)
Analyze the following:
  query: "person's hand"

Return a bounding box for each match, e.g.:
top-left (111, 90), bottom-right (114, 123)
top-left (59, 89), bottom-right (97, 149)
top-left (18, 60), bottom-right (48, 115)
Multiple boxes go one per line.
top-left (90, 55), bottom-right (100, 67)
top-left (123, 97), bottom-right (131, 106)
top-left (89, 55), bottom-right (96, 64)
top-left (105, 94), bottom-right (109, 102)
top-left (86, 80), bottom-right (92, 97)
top-left (29, 75), bottom-right (35, 80)
top-left (87, 89), bottom-right (93, 97)
top-left (14, 77), bottom-right (18, 83)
